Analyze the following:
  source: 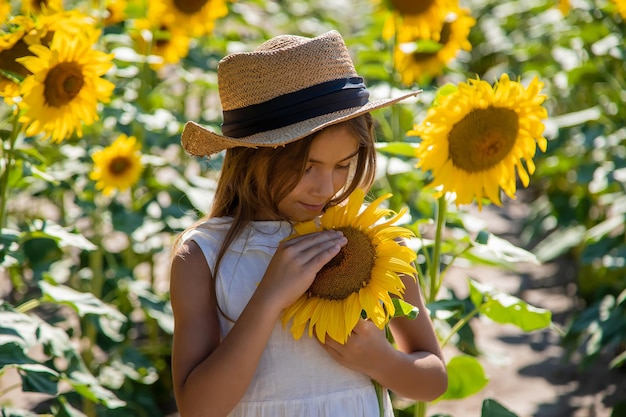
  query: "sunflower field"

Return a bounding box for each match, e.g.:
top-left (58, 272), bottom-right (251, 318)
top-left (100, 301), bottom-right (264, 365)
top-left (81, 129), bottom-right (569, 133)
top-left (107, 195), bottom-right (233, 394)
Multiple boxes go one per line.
top-left (1, 0), bottom-right (625, 416)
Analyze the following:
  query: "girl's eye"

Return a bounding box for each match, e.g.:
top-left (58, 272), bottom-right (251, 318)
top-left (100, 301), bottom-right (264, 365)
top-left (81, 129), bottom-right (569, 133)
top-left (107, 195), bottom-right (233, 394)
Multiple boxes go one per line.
top-left (304, 165), bottom-right (313, 174)
top-left (336, 164), bottom-right (350, 171)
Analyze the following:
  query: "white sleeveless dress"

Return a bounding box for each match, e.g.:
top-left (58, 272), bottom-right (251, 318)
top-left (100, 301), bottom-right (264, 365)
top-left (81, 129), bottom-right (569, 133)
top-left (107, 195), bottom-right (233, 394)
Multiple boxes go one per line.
top-left (182, 217), bottom-right (394, 417)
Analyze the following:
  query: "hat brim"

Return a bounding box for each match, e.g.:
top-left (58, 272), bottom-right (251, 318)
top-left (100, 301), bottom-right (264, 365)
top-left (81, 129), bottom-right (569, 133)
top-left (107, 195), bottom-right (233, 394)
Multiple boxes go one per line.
top-left (182, 90), bottom-right (420, 157)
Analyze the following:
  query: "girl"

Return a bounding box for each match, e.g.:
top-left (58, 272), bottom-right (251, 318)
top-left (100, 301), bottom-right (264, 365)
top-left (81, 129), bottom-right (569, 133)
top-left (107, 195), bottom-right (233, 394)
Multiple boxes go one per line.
top-left (170, 31), bottom-right (447, 417)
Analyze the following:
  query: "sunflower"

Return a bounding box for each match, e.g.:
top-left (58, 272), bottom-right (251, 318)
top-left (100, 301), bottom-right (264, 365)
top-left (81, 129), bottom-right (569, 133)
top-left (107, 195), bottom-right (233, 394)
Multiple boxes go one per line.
top-left (17, 30), bottom-right (115, 142)
top-left (394, 7), bottom-right (475, 86)
top-left (1, 2), bottom-right (11, 23)
top-left (382, 0), bottom-right (456, 42)
top-left (147, 0), bottom-right (227, 37)
top-left (0, 11), bottom-right (98, 102)
top-left (410, 74), bottom-right (548, 208)
top-left (20, 0), bottom-right (64, 15)
top-left (38, 10), bottom-right (99, 41)
top-left (90, 134), bottom-right (144, 196)
top-left (103, 0), bottom-right (127, 26)
top-left (132, 18), bottom-right (191, 69)
top-left (0, 15), bottom-right (44, 98)
top-left (282, 189), bottom-right (417, 344)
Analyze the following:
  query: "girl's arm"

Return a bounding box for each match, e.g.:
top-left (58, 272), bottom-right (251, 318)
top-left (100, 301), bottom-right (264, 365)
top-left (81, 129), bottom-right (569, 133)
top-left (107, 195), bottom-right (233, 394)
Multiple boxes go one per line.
top-left (170, 230), bottom-right (347, 417)
top-left (322, 272), bottom-right (448, 402)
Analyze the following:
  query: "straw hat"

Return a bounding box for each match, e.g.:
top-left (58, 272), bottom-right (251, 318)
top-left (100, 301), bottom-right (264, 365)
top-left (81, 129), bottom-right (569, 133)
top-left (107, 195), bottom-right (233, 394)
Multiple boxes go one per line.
top-left (182, 30), bottom-right (419, 157)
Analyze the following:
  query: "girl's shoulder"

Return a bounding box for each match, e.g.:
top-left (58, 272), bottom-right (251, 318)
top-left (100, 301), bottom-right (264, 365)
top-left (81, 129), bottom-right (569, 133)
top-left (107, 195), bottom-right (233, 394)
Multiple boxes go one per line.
top-left (183, 217), bottom-right (294, 255)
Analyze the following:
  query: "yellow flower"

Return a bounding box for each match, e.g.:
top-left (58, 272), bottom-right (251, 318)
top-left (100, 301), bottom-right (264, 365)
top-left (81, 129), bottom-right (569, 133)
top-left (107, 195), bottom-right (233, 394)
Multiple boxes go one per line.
top-left (611, 0), bottom-right (626, 18)
top-left (103, 0), bottom-right (127, 26)
top-left (394, 7), bottom-right (475, 85)
top-left (410, 74), bottom-right (548, 208)
top-left (132, 18), bottom-right (191, 69)
top-left (90, 134), bottom-right (144, 196)
top-left (558, 0), bottom-right (571, 15)
top-left (147, 0), bottom-right (227, 37)
top-left (282, 189), bottom-right (417, 344)
top-left (0, 11), bottom-right (99, 102)
top-left (20, 0), bottom-right (64, 15)
top-left (17, 30), bottom-right (115, 142)
top-left (0, 15), bottom-right (43, 99)
top-left (382, 0), bottom-right (456, 42)
top-left (1, 2), bottom-right (11, 23)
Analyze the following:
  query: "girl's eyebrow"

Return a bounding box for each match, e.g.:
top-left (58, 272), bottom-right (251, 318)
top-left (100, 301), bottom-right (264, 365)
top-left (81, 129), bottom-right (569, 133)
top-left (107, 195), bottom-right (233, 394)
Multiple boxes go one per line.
top-left (308, 149), bottom-right (359, 164)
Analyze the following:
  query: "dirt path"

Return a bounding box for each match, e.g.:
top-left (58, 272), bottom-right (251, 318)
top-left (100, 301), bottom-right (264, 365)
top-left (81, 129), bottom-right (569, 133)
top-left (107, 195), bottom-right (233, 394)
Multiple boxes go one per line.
top-left (425, 200), bottom-right (625, 417)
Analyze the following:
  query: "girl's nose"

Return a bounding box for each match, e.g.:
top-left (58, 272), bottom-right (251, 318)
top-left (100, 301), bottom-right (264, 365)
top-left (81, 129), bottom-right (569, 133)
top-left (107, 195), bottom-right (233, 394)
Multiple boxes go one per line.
top-left (311, 170), bottom-right (336, 199)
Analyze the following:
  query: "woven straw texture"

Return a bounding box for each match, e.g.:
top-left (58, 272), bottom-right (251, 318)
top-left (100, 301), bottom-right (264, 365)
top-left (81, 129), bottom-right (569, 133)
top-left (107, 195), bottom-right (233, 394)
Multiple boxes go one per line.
top-left (218, 32), bottom-right (358, 110)
top-left (181, 30), bottom-right (419, 157)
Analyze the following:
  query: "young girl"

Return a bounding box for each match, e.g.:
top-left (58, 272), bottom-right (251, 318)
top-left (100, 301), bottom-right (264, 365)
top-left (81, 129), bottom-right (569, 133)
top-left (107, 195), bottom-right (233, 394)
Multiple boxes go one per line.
top-left (170, 31), bottom-right (447, 417)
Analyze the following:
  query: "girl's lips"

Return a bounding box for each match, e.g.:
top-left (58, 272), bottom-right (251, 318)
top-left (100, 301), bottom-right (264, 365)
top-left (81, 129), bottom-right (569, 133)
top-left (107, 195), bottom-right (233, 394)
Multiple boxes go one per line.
top-left (300, 202), bottom-right (325, 211)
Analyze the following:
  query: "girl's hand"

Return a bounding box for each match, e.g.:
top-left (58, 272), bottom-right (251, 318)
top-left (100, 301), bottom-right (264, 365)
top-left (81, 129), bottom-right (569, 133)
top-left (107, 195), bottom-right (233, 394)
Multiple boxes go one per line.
top-left (257, 230), bottom-right (347, 310)
top-left (321, 319), bottom-right (392, 375)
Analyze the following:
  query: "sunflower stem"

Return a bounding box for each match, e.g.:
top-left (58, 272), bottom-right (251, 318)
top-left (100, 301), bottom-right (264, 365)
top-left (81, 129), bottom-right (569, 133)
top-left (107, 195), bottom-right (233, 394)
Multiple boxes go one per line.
top-left (373, 379), bottom-right (384, 417)
top-left (428, 196), bottom-right (447, 303)
top-left (441, 306), bottom-right (480, 348)
top-left (0, 110), bottom-right (21, 231)
top-left (16, 298), bottom-right (40, 314)
top-left (82, 197), bottom-right (105, 417)
top-left (414, 400), bottom-right (427, 417)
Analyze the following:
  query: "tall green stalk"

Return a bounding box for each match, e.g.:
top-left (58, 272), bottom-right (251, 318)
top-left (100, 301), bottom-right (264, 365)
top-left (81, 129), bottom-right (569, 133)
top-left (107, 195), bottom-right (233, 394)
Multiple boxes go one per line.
top-left (0, 111), bottom-right (21, 230)
top-left (428, 196), bottom-right (447, 303)
top-left (82, 198), bottom-right (105, 417)
top-left (415, 196), bottom-right (447, 417)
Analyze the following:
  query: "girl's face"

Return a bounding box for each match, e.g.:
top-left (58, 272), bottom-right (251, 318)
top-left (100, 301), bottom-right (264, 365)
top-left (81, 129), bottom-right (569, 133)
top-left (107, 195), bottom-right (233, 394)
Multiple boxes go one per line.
top-left (277, 125), bottom-right (359, 222)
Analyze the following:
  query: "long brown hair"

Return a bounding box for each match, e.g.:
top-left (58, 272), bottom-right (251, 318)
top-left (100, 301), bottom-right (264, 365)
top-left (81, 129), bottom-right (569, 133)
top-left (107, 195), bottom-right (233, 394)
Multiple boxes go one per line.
top-left (172, 113), bottom-right (376, 317)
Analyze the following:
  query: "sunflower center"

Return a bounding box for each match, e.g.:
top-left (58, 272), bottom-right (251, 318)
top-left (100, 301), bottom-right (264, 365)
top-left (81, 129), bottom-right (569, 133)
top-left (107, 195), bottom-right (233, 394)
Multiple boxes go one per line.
top-left (308, 226), bottom-right (376, 300)
top-left (173, 0), bottom-right (207, 14)
top-left (44, 62), bottom-right (84, 107)
top-left (447, 106), bottom-right (519, 173)
top-left (109, 156), bottom-right (132, 176)
top-left (390, 0), bottom-right (436, 15)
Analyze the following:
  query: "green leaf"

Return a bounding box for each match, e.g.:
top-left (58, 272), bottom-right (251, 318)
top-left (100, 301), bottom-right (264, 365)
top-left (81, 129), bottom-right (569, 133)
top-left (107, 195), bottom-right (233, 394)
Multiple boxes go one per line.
top-left (481, 399), bottom-right (519, 417)
top-left (0, 304), bottom-right (77, 359)
top-left (17, 363), bottom-right (59, 395)
top-left (39, 282), bottom-right (126, 341)
top-left (470, 233), bottom-right (540, 265)
top-left (29, 219), bottom-right (97, 251)
top-left (53, 397), bottom-right (89, 417)
top-left (126, 280), bottom-right (173, 334)
top-left (0, 342), bottom-right (35, 367)
top-left (398, 39), bottom-right (443, 55)
top-left (39, 282), bottom-right (126, 322)
top-left (433, 83), bottom-right (459, 106)
top-left (532, 226), bottom-right (586, 263)
top-left (469, 279), bottom-right (552, 332)
top-left (375, 142), bottom-right (417, 158)
top-left (609, 348), bottom-right (626, 369)
top-left (438, 355), bottom-right (489, 400)
top-left (63, 370), bottom-right (126, 409)
top-left (99, 346), bottom-right (159, 388)
top-left (0, 407), bottom-right (40, 417)
top-left (391, 298), bottom-right (419, 319)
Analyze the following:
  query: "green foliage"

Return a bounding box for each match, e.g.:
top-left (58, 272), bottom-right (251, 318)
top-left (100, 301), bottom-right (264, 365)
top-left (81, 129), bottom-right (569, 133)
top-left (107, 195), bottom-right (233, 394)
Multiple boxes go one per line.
top-left (437, 355), bottom-right (489, 401)
top-left (562, 289), bottom-right (626, 369)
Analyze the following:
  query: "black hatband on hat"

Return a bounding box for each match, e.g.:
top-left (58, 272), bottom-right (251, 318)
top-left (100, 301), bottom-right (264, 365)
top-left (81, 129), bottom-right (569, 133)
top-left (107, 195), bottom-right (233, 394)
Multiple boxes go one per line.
top-left (221, 77), bottom-right (370, 138)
